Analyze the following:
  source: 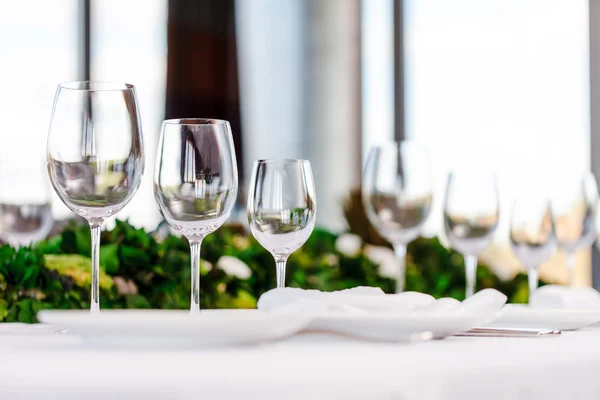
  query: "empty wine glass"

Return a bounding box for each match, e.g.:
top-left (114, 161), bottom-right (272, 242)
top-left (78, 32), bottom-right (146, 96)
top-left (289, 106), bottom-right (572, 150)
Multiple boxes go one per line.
top-left (47, 81), bottom-right (145, 312)
top-left (154, 119), bottom-right (238, 312)
top-left (444, 169), bottom-right (499, 298)
top-left (247, 159), bottom-right (316, 288)
top-left (362, 141), bottom-right (433, 293)
top-left (510, 196), bottom-right (555, 302)
top-left (0, 157), bottom-right (53, 247)
top-left (552, 172), bottom-right (597, 286)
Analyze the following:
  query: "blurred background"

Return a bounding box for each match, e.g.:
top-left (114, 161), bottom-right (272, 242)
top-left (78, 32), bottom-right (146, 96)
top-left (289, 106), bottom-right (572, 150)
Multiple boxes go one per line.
top-left (0, 0), bottom-right (598, 287)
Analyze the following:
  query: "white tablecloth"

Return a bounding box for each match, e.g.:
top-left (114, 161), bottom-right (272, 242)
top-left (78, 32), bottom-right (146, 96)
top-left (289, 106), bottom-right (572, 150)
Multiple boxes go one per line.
top-left (1, 324), bottom-right (600, 400)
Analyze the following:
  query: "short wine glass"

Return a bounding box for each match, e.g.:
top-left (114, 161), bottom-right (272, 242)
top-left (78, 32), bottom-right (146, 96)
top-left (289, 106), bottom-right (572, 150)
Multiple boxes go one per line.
top-left (47, 81), bottom-right (145, 312)
top-left (510, 197), bottom-right (555, 302)
top-left (362, 141), bottom-right (433, 293)
top-left (247, 159), bottom-right (317, 288)
top-left (444, 169), bottom-right (499, 298)
top-left (0, 157), bottom-right (53, 247)
top-left (552, 172), bottom-right (597, 286)
top-left (154, 118), bottom-right (238, 312)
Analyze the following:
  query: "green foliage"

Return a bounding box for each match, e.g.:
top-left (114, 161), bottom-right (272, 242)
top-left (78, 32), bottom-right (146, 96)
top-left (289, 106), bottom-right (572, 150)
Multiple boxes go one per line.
top-left (44, 255), bottom-right (113, 291)
top-left (0, 218), bottom-right (535, 323)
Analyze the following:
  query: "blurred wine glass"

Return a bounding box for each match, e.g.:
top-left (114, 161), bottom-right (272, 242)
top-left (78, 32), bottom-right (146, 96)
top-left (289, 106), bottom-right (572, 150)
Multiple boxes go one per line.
top-left (0, 157), bottom-right (53, 247)
top-left (154, 119), bottom-right (238, 312)
top-left (47, 81), bottom-right (145, 312)
top-left (444, 169), bottom-right (499, 298)
top-left (552, 172), bottom-right (597, 286)
top-left (362, 141), bottom-right (433, 293)
top-left (247, 159), bottom-right (316, 288)
top-left (510, 196), bottom-right (555, 302)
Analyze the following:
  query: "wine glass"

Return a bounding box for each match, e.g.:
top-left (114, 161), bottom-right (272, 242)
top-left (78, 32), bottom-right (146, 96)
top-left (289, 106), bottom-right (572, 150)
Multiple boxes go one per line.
top-left (47, 81), bottom-right (145, 312)
top-left (552, 172), bottom-right (597, 285)
top-left (247, 159), bottom-right (316, 288)
top-left (0, 157), bottom-right (53, 247)
top-left (510, 196), bottom-right (555, 302)
top-left (154, 118), bottom-right (238, 312)
top-left (444, 169), bottom-right (499, 298)
top-left (362, 141), bottom-right (433, 293)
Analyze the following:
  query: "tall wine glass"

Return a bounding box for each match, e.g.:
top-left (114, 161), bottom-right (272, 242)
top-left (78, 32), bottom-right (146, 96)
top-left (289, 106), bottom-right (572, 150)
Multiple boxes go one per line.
top-left (247, 159), bottom-right (316, 288)
top-left (552, 172), bottom-right (597, 285)
top-left (47, 81), bottom-right (144, 312)
top-left (362, 141), bottom-right (433, 293)
top-left (444, 169), bottom-right (499, 298)
top-left (510, 196), bottom-right (555, 302)
top-left (154, 119), bottom-right (238, 312)
top-left (0, 157), bottom-right (53, 247)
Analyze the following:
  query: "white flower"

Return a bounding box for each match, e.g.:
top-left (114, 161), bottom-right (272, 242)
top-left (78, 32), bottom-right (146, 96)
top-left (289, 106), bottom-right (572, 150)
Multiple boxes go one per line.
top-left (335, 233), bottom-right (362, 257)
top-left (201, 259), bottom-right (213, 274)
top-left (217, 256), bottom-right (252, 280)
top-left (364, 245), bottom-right (399, 280)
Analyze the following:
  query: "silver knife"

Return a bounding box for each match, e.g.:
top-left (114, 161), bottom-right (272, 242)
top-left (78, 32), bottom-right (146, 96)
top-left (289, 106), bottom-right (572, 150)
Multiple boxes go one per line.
top-left (454, 327), bottom-right (561, 338)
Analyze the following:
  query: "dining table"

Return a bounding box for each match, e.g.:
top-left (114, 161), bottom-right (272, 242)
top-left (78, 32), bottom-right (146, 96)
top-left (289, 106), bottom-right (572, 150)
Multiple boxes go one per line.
top-left (1, 322), bottom-right (600, 400)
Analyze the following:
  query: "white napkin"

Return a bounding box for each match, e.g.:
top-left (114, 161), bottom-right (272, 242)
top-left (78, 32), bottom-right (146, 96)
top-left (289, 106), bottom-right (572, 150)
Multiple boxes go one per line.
top-left (257, 286), bottom-right (507, 316)
top-left (530, 285), bottom-right (600, 310)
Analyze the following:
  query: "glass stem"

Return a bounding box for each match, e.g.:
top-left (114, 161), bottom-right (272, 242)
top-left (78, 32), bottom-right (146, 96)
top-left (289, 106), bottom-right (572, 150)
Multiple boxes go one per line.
top-left (527, 264), bottom-right (539, 304)
top-left (566, 251), bottom-right (575, 286)
top-left (89, 223), bottom-right (102, 313)
top-left (275, 257), bottom-right (288, 288)
top-left (189, 238), bottom-right (203, 313)
top-left (393, 243), bottom-right (407, 294)
top-left (464, 253), bottom-right (478, 298)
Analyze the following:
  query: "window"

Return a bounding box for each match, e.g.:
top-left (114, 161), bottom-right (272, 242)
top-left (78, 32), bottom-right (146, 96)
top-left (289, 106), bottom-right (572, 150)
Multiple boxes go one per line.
top-left (0, 1), bottom-right (79, 218)
top-left (403, 0), bottom-right (590, 282)
top-left (92, 0), bottom-right (168, 229)
top-left (361, 0), bottom-right (395, 163)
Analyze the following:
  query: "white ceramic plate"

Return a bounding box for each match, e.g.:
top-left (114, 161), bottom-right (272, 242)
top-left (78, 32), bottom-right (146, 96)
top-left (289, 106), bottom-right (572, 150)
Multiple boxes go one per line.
top-left (306, 313), bottom-right (495, 341)
top-left (484, 305), bottom-right (600, 331)
top-left (38, 309), bottom-right (311, 347)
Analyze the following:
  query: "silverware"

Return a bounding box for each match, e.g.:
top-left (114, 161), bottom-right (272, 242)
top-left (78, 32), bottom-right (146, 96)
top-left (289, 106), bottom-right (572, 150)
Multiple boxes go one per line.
top-left (454, 327), bottom-right (561, 338)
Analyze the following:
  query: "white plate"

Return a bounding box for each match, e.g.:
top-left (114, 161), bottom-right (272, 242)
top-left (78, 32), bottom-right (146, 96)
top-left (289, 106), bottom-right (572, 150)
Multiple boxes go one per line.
top-left (484, 305), bottom-right (600, 331)
top-left (307, 313), bottom-right (495, 341)
top-left (38, 309), bottom-right (311, 347)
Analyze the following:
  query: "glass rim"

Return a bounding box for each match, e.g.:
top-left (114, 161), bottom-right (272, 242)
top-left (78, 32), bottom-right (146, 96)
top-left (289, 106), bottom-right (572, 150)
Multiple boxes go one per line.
top-left (163, 118), bottom-right (230, 126)
top-left (58, 81), bottom-right (135, 92)
top-left (254, 158), bottom-right (310, 165)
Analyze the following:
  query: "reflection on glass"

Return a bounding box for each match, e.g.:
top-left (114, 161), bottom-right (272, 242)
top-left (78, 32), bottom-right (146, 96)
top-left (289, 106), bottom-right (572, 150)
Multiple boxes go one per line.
top-left (362, 141), bottom-right (433, 293)
top-left (247, 159), bottom-right (316, 288)
top-left (510, 197), bottom-right (555, 302)
top-left (444, 169), bottom-right (499, 298)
